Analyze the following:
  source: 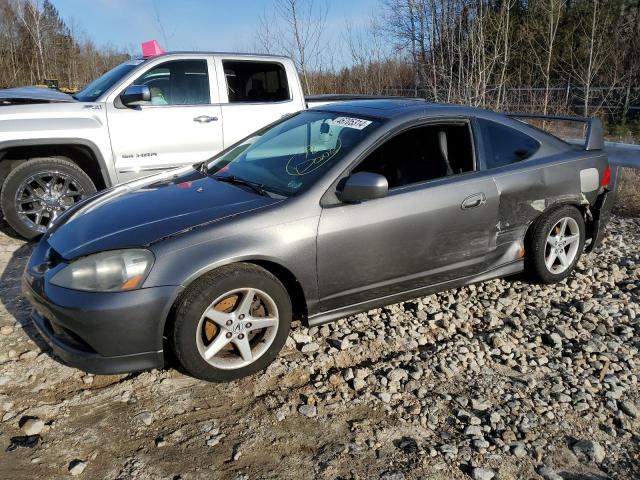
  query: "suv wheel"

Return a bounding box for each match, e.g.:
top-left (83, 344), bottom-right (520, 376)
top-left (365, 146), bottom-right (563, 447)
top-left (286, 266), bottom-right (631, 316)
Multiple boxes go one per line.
top-left (1, 157), bottom-right (96, 239)
top-left (172, 264), bottom-right (292, 383)
top-left (525, 205), bottom-right (586, 284)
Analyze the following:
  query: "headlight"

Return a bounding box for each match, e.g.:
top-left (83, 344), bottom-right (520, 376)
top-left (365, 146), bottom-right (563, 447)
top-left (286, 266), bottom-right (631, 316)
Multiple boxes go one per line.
top-left (51, 249), bottom-right (154, 292)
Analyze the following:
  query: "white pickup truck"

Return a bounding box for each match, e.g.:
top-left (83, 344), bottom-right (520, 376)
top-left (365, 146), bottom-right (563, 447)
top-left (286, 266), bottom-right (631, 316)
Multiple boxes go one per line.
top-left (0, 51), bottom-right (337, 238)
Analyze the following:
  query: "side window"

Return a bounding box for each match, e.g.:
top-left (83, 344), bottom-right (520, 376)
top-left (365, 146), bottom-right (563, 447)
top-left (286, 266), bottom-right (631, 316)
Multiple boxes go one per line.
top-left (222, 61), bottom-right (290, 103)
top-left (134, 60), bottom-right (210, 106)
top-left (477, 118), bottom-right (540, 169)
top-left (353, 123), bottom-right (475, 189)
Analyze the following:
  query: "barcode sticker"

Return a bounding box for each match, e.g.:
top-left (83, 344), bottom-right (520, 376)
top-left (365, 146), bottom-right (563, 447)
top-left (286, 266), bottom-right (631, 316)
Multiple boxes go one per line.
top-left (330, 117), bottom-right (372, 130)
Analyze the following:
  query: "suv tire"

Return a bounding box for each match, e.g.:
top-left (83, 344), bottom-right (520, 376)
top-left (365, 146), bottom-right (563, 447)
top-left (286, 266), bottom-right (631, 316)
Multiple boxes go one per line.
top-left (1, 157), bottom-right (96, 239)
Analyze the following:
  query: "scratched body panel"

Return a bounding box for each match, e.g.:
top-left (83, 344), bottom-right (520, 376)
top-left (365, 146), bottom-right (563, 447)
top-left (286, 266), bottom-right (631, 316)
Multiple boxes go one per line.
top-left (491, 150), bottom-right (609, 248)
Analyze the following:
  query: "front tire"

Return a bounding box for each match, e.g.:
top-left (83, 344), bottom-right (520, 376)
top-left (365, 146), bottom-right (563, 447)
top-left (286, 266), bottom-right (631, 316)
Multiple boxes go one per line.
top-left (1, 157), bottom-right (96, 239)
top-left (525, 205), bottom-right (586, 284)
top-left (172, 264), bottom-right (292, 383)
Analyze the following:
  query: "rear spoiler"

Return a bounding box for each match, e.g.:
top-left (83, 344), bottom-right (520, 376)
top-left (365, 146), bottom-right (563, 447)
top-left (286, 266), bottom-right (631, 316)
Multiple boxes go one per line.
top-left (507, 113), bottom-right (604, 151)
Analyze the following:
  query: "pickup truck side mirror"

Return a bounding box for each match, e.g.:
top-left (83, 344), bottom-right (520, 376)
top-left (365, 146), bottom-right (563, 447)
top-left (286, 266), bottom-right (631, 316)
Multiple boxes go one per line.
top-left (120, 85), bottom-right (151, 107)
top-left (338, 172), bottom-right (388, 203)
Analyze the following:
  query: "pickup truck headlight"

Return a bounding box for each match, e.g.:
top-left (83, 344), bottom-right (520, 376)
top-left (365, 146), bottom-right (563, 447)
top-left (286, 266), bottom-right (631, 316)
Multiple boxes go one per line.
top-left (51, 249), bottom-right (154, 292)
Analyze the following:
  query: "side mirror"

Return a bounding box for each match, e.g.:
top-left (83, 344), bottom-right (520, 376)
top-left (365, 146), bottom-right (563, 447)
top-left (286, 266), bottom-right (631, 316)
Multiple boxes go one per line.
top-left (120, 85), bottom-right (150, 107)
top-left (338, 172), bottom-right (388, 203)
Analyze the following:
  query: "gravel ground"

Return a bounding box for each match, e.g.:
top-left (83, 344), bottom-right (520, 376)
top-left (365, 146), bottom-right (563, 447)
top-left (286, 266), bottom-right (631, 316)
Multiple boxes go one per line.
top-left (0, 215), bottom-right (638, 480)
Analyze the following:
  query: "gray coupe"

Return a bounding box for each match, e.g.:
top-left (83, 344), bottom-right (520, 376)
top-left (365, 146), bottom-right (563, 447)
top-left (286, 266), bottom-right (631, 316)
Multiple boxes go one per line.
top-left (23, 99), bottom-right (615, 382)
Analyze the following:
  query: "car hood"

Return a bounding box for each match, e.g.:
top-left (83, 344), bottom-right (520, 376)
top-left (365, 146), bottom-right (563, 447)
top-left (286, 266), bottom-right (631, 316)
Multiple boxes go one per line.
top-left (46, 168), bottom-right (281, 259)
top-left (0, 86), bottom-right (76, 105)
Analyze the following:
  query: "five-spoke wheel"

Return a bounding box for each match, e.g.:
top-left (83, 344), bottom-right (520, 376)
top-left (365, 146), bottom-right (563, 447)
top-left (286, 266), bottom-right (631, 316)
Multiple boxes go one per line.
top-left (172, 264), bottom-right (292, 382)
top-left (526, 204), bottom-right (586, 283)
top-left (544, 217), bottom-right (581, 274)
top-left (196, 288), bottom-right (279, 370)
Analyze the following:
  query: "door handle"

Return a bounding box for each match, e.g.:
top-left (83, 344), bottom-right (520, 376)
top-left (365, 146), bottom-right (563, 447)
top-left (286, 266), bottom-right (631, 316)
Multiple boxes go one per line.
top-left (193, 115), bottom-right (218, 123)
top-left (461, 193), bottom-right (486, 210)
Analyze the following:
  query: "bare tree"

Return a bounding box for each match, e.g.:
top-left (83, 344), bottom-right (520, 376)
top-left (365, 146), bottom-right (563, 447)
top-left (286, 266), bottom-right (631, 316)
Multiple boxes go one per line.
top-left (257, 0), bottom-right (328, 94)
top-left (16, 0), bottom-right (46, 83)
top-left (570, 0), bottom-right (614, 116)
top-left (151, 0), bottom-right (175, 49)
top-left (524, 0), bottom-right (565, 115)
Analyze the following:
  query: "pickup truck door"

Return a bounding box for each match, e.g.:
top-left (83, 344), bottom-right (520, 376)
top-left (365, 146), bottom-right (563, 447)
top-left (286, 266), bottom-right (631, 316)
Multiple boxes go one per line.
top-left (214, 56), bottom-right (304, 147)
top-left (106, 57), bottom-right (223, 183)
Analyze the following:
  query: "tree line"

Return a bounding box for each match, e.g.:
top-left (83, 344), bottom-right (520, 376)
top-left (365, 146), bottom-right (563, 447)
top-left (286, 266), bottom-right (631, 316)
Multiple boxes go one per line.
top-left (260, 0), bottom-right (640, 125)
top-left (0, 0), bottom-right (127, 90)
top-left (1, 0), bottom-right (639, 128)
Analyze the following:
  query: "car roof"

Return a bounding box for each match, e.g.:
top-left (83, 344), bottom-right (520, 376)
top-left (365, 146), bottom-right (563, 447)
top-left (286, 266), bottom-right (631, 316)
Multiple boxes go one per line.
top-left (310, 98), bottom-right (484, 120)
top-left (135, 51), bottom-right (293, 62)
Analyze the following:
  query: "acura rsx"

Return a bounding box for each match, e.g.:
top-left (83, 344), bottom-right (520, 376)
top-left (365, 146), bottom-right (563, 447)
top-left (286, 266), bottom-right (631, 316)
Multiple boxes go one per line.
top-left (22, 99), bottom-right (614, 382)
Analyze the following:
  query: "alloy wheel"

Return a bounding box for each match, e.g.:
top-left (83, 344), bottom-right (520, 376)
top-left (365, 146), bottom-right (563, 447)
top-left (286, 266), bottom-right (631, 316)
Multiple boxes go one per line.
top-left (195, 288), bottom-right (279, 370)
top-left (15, 171), bottom-right (85, 233)
top-left (544, 216), bottom-right (581, 274)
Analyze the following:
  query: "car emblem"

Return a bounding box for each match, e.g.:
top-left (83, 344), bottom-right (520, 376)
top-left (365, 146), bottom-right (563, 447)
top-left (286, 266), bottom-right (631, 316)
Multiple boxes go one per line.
top-left (232, 323), bottom-right (244, 333)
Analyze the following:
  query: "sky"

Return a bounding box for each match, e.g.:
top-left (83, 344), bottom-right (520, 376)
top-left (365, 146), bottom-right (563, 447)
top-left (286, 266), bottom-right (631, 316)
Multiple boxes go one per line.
top-left (51, 0), bottom-right (378, 58)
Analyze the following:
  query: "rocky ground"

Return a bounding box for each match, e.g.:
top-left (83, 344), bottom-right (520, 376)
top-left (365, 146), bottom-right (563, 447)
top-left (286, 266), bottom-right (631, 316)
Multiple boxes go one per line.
top-left (0, 214), bottom-right (638, 480)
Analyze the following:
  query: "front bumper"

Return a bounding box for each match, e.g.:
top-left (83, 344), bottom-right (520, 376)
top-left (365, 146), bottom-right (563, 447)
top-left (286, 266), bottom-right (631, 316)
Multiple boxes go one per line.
top-left (22, 272), bottom-right (180, 375)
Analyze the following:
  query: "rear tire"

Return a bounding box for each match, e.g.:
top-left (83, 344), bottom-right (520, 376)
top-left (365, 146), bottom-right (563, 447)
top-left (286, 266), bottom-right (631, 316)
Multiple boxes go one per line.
top-left (172, 264), bottom-right (292, 383)
top-left (525, 205), bottom-right (585, 284)
top-left (1, 157), bottom-right (95, 239)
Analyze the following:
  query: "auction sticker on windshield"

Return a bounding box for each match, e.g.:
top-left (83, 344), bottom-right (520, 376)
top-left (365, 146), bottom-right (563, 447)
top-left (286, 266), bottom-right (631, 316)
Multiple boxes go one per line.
top-left (330, 117), bottom-right (372, 130)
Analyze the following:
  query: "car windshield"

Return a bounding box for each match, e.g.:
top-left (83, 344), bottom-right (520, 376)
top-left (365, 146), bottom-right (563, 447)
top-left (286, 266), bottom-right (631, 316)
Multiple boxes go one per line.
top-left (205, 110), bottom-right (381, 196)
top-left (74, 60), bottom-right (144, 102)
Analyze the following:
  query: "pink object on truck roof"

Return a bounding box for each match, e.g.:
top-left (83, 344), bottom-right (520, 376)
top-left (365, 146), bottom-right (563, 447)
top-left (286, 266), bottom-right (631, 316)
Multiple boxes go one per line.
top-left (142, 40), bottom-right (165, 58)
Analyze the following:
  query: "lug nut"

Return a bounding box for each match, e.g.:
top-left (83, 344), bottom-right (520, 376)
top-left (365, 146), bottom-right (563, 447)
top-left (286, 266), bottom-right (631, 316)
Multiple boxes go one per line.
top-left (238, 333), bottom-right (245, 339)
top-left (226, 319), bottom-right (233, 326)
top-left (239, 314), bottom-right (245, 320)
top-left (226, 332), bottom-right (232, 339)
top-left (246, 322), bottom-right (252, 328)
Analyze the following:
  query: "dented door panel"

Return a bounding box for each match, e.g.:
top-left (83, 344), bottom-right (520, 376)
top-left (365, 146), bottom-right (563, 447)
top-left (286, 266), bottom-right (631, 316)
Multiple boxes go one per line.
top-left (316, 173), bottom-right (500, 312)
top-left (491, 151), bottom-right (609, 249)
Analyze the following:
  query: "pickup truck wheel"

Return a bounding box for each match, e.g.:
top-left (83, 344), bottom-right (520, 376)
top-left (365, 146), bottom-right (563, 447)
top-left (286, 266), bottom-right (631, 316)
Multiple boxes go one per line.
top-left (172, 264), bottom-right (292, 383)
top-left (1, 157), bottom-right (96, 239)
top-left (525, 205), bottom-right (585, 284)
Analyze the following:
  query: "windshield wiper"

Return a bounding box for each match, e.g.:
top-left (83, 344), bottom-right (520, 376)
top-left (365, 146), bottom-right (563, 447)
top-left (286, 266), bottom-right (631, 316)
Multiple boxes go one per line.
top-left (212, 174), bottom-right (269, 197)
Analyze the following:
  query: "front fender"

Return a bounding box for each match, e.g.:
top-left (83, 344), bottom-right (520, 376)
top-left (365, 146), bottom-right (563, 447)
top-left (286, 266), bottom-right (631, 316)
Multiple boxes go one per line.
top-left (146, 214), bottom-right (320, 313)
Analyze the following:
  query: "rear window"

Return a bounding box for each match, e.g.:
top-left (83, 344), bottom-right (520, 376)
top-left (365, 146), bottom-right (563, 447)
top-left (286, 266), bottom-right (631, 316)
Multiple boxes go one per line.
top-left (222, 61), bottom-right (290, 103)
top-left (478, 118), bottom-right (540, 169)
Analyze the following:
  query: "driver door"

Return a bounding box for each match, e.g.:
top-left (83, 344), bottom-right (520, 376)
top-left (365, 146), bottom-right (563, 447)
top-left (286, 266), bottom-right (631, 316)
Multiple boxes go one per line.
top-left (316, 121), bottom-right (500, 312)
top-left (106, 57), bottom-right (223, 182)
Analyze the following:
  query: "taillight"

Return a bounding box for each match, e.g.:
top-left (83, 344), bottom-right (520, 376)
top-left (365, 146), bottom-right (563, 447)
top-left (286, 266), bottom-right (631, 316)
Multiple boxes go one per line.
top-left (601, 165), bottom-right (611, 188)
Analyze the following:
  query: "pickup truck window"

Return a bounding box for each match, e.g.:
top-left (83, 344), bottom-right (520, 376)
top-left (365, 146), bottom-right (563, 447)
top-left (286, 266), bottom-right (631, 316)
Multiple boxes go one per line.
top-left (134, 60), bottom-right (210, 105)
top-left (74, 60), bottom-right (143, 102)
top-left (478, 118), bottom-right (540, 169)
top-left (223, 61), bottom-right (290, 103)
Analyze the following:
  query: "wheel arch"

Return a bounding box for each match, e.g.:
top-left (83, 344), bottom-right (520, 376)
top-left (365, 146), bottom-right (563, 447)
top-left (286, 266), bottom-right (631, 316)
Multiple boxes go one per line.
top-left (161, 258), bottom-right (310, 353)
top-left (523, 199), bottom-right (590, 247)
top-left (0, 138), bottom-right (112, 190)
